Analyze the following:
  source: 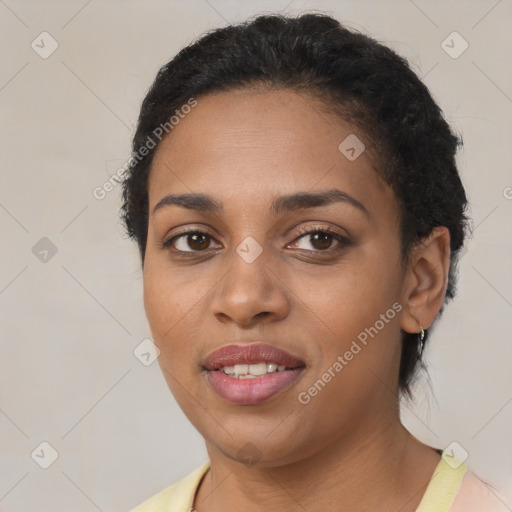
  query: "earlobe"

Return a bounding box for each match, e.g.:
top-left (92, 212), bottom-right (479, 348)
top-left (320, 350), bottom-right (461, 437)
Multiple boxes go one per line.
top-left (400, 226), bottom-right (451, 334)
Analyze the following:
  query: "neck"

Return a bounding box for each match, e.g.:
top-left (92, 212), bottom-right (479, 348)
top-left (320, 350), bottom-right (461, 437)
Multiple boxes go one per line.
top-left (194, 413), bottom-right (440, 512)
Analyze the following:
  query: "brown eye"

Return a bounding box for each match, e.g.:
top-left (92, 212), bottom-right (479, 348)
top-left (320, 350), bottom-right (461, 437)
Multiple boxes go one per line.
top-left (163, 230), bottom-right (219, 252)
top-left (186, 233), bottom-right (210, 251)
top-left (291, 229), bottom-right (345, 252)
top-left (308, 232), bottom-right (333, 250)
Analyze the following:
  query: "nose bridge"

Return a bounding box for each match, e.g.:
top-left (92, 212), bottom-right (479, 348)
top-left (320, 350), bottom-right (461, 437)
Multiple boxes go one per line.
top-left (211, 236), bottom-right (288, 324)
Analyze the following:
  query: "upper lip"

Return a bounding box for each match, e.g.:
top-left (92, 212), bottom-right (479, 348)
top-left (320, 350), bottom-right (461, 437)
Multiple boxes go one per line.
top-left (203, 342), bottom-right (305, 371)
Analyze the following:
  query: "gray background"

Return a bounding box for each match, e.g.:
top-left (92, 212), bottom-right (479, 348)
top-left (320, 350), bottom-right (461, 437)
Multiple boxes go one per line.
top-left (1, 0), bottom-right (511, 510)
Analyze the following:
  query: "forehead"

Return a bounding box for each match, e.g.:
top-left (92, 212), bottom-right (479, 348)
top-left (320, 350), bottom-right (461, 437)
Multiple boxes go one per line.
top-left (148, 88), bottom-right (396, 220)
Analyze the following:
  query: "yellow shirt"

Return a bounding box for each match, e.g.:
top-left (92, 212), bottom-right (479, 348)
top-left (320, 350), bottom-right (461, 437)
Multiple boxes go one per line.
top-left (131, 452), bottom-right (510, 512)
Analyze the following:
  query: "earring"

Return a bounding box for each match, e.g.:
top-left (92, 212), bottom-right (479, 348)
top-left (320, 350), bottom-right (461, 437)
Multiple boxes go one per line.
top-left (417, 324), bottom-right (425, 358)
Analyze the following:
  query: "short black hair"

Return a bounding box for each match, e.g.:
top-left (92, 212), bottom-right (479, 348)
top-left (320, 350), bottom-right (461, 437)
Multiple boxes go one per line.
top-left (121, 13), bottom-right (470, 397)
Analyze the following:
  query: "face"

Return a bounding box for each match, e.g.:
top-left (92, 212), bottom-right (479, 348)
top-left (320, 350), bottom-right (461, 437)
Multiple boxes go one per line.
top-left (143, 88), bottom-right (408, 466)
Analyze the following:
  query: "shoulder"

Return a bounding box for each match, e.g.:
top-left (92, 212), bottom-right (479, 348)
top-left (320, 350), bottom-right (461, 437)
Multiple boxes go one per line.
top-left (450, 470), bottom-right (511, 512)
top-left (417, 450), bottom-right (510, 512)
top-left (130, 461), bottom-right (210, 512)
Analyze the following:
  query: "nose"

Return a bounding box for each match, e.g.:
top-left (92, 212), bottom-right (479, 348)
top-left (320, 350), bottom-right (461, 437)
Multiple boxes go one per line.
top-left (210, 247), bottom-right (290, 327)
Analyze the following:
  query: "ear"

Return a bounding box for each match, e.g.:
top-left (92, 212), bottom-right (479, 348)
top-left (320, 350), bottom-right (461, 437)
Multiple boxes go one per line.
top-left (400, 226), bottom-right (451, 334)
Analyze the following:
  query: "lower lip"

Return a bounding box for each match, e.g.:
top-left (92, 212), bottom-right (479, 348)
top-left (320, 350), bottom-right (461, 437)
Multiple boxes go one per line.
top-left (207, 369), bottom-right (304, 405)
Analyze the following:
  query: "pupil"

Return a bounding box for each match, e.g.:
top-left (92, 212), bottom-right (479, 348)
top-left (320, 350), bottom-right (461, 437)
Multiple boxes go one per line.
top-left (189, 233), bottom-right (209, 250)
top-left (311, 232), bottom-right (331, 250)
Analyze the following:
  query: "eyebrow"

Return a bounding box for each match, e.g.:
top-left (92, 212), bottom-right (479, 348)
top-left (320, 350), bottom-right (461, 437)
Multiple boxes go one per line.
top-left (152, 188), bottom-right (369, 218)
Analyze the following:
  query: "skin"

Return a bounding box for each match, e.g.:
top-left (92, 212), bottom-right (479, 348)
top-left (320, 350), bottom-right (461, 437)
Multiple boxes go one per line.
top-left (143, 88), bottom-right (451, 511)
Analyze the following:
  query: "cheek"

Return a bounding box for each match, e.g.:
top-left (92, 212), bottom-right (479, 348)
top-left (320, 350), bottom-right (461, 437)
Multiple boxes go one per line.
top-left (143, 259), bottom-right (196, 359)
top-left (304, 264), bottom-right (397, 332)
top-left (298, 252), bottom-right (403, 389)
top-left (143, 268), bottom-right (177, 335)
top-left (143, 255), bottom-right (200, 330)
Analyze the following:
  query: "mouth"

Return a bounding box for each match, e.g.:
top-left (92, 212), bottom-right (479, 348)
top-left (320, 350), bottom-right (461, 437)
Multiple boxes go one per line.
top-left (203, 343), bottom-right (305, 405)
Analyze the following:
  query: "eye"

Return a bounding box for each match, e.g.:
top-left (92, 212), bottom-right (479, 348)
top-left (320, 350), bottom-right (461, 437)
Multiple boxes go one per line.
top-left (162, 226), bottom-right (348, 254)
top-left (162, 229), bottom-right (220, 253)
top-left (288, 226), bottom-right (347, 252)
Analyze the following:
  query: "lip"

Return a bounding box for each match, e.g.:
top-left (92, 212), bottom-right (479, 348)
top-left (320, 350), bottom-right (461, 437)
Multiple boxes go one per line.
top-left (204, 343), bottom-right (304, 370)
top-left (203, 343), bottom-right (305, 405)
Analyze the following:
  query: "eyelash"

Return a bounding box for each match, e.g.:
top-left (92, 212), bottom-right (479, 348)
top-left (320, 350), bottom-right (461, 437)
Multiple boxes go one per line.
top-left (162, 226), bottom-right (349, 255)
top-left (162, 229), bottom-right (213, 252)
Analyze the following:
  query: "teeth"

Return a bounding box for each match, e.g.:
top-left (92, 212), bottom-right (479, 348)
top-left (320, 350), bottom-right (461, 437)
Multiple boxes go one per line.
top-left (248, 362), bottom-right (267, 376)
top-left (221, 362), bottom-right (289, 377)
top-left (234, 364), bottom-right (249, 374)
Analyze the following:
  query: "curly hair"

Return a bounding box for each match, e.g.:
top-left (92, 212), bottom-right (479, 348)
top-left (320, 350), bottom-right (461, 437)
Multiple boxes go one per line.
top-left (120, 13), bottom-right (470, 397)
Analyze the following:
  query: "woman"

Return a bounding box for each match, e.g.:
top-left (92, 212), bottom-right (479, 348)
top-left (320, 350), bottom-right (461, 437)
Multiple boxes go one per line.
top-left (122, 13), bottom-right (506, 512)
